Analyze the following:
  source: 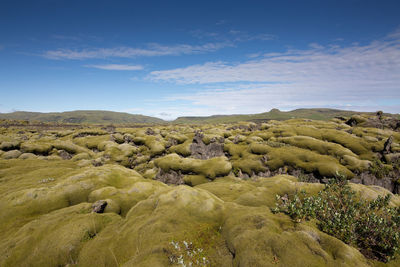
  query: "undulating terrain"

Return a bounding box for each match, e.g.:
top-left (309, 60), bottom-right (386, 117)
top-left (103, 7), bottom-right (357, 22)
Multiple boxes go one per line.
top-left (0, 111), bottom-right (400, 266)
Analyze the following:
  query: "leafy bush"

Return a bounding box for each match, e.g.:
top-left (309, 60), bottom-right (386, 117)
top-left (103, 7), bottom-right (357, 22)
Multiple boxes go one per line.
top-left (272, 174), bottom-right (400, 262)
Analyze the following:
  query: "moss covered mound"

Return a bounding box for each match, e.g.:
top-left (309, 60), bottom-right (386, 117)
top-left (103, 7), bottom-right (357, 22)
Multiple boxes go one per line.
top-left (2, 160), bottom-right (398, 266)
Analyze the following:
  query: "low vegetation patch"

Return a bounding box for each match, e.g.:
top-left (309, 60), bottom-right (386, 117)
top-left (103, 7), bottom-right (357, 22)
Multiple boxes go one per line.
top-left (273, 174), bottom-right (400, 262)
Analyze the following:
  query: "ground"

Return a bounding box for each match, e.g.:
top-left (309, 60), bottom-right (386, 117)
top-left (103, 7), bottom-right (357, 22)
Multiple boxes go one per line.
top-left (0, 113), bottom-right (399, 266)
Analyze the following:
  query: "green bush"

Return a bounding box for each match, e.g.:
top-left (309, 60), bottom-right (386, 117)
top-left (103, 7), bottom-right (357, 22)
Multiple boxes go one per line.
top-left (272, 174), bottom-right (400, 262)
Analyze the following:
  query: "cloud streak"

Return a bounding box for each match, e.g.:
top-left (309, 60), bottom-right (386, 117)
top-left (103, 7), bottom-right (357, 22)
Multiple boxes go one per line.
top-left (150, 31), bottom-right (400, 115)
top-left (85, 64), bottom-right (144, 71)
top-left (44, 42), bottom-right (232, 60)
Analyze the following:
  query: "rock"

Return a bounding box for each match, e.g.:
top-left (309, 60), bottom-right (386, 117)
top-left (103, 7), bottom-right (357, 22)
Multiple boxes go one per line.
top-left (92, 200), bottom-right (107, 213)
top-left (155, 169), bottom-right (184, 185)
top-left (145, 128), bottom-right (155, 135)
top-left (383, 136), bottom-right (393, 154)
top-left (350, 172), bottom-right (395, 193)
top-left (190, 131), bottom-right (224, 159)
top-left (102, 125), bottom-right (116, 133)
top-left (58, 150), bottom-right (72, 160)
top-left (376, 111), bottom-right (383, 120)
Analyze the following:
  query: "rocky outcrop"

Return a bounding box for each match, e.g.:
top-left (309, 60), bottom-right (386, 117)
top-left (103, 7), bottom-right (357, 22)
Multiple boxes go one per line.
top-left (190, 131), bottom-right (224, 159)
top-left (154, 169), bottom-right (184, 185)
top-left (92, 200), bottom-right (107, 213)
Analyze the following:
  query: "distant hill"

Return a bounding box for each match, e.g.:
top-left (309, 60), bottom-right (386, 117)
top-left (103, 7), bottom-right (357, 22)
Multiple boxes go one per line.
top-left (173, 108), bottom-right (383, 124)
top-left (0, 110), bottom-right (165, 124)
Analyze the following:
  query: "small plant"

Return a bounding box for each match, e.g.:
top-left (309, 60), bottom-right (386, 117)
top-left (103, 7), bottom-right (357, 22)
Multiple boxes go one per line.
top-left (272, 173), bottom-right (400, 262)
top-left (166, 224), bottom-right (221, 266)
top-left (168, 240), bottom-right (209, 266)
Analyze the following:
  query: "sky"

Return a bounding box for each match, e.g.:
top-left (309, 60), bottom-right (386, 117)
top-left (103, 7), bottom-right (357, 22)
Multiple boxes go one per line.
top-left (0, 0), bottom-right (400, 120)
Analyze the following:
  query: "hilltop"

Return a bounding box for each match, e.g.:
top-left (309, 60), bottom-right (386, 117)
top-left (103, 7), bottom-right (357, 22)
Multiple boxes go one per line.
top-left (0, 110), bottom-right (165, 124)
top-left (173, 108), bottom-right (390, 124)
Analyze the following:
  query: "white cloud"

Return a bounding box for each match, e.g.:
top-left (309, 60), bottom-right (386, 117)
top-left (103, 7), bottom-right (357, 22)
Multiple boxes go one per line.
top-left (148, 31), bottom-right (400, 116)
top-left (85, 64), bottom-right (143, 71)
top-left (44, 42), bottom-right (232, 60)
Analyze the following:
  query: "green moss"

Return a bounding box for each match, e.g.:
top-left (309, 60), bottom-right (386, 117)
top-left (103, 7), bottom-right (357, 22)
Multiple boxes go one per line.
top-left (111, 133), bottom-right (124, 144)
top-left (20, 142), bottom-right (53, 155)
top-left (1, 150), bottom-right (22, 159)
top-left (232, 157), bottom-right (266, 176)
top-left (71, 153), bottom-right (92, 161)
top-left (277, 136), bottom-right (357, 159)
top-left (18, 153), bottom-right (37, 160)
top-left (52, 140), bottom-right (89, 155)
top-left (73, 135), bottom-right (111, 150)
top-left (154, 153), bottom-right (232, 179)
top-left (183, 175), bottom-right (209, 186)
top-left (0, 141), bottom-right (20, 151)
top-left (168, 139), bottom-right (192, 157)
top-left (255, 145), bottom-right (354, 178)
top-left (0, 203), bottom-right (120, 267)
top-left (341, 155), bottom-right (371, 172)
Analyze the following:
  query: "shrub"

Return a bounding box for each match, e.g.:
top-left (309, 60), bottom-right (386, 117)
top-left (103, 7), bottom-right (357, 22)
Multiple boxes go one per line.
top-left (272, 174), bottom-right (400, 262)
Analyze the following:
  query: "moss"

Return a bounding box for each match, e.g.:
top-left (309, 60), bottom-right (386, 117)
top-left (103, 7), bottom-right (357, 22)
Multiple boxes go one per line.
top-left (0, 203), bottom-right (120, 267)
top-left (111, 133), bottom-right (125, 144)
top-left (183, 175), bottom-right (209, 186)
top-left (1, 150), bottom-right (22, 159)
top-left (144, 136), bottom-right (165, 156)
top-left (341, 155), bottom-right (371, 172)
top-left (202, 134), bottom-right (223, 145)
top-left (0, 141), bottom-right (20, 151)
top-left (321, 129), bottom-right (371, 157)
top-left (97, 141), bottom-right (115, 151)
top-left (52, 141), bottom-right (89, 155)
top-left (154, 153), bottom-right (232, 179)
top-left (232, 157), bottom-right (266, 176)
top-left (72, 129), bottom-right (108, 138)
top-left (18, 153), bottom-right (37, 160)
top-left (73, 135), bottom-right (111, 150)
top-left (168, 139), bottom-right (192, 157)
top-left (277, 136), bottom-right (357, 159)
top-left (166, 133), bottom-right (188, 144)
top-left (224, 143), bottom-right (248, 158)
top-left (72, 153), bottom-right (92, 161)
top-left (20, 142), bottom-right (53, 155)
top-left (254, 145), bottom-right (354, 178)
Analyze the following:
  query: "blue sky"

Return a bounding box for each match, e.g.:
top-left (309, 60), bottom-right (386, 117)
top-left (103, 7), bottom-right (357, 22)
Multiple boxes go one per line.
top-left (1, 0), bottom-right (400, 120)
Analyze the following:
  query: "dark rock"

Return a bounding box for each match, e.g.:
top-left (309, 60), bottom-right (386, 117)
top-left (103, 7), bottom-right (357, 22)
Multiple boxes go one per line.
top-left (232, 135), bottom-right (241, 144)
top-left (165, 138), bottom-right (178, 148)
top-left (334, 116), bottom-right (347, 121)
top-left (190, 131), bottom-right (224, 159)
top-left (58, 150), bottom-right (72, 160)
top-left (92, 200), bottom-right (107, 213)
top-left (145, 128), bottom-right (155, 135)
top-left (350, 172), bottom-right (395, 193)
top-left (376, 111), bottom-right (383, 120)
top-left (102, 125), bottom-right (116, 133)
top-left (383, 136), bottom-right (393, 154)
top-left (155, 169), bottom-right (184, 185)
top-left (345, 118), bottom-right (358, 127)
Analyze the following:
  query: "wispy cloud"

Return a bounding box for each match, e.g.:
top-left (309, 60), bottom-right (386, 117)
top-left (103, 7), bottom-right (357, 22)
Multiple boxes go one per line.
top-left (149, 31), bottom-right (400, 115)
top-left (52, 35), bottom-right (81, 41)
top-left (43, 42), bottom-right (232, 60)
top-left (84, 64), bottom-right (144, 71)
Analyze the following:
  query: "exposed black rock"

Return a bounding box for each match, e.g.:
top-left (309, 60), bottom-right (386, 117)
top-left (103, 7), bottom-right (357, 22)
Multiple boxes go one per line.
top-left (190, 131), bottom-right (224, 159)
top-left (92, 200), bottom-right (107, 213)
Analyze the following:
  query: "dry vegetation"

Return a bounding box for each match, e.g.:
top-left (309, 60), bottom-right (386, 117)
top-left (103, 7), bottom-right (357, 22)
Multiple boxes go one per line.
top-left (0, 112), bottom-right (400, 266)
